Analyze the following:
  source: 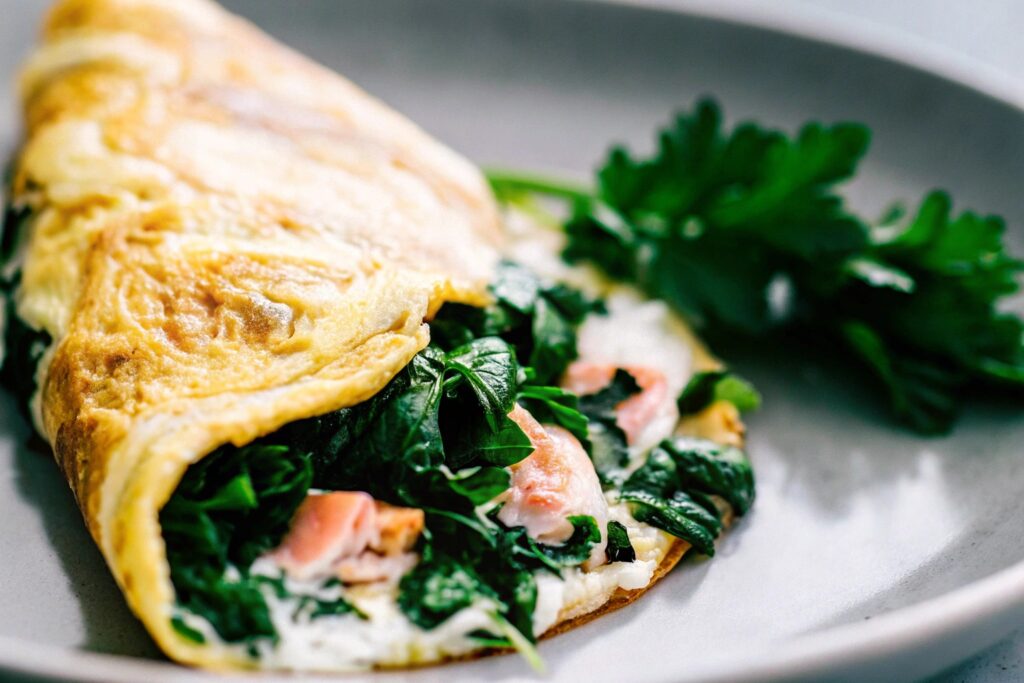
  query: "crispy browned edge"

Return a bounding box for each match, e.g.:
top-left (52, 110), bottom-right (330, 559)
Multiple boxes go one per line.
top-left (543, 505), bottom-right (735, 640)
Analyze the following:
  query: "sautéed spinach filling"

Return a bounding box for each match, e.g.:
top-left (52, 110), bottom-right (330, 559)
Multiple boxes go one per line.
top-left (155, 264), bottom-right (756, 653)
top-left (0, 182), bottom-right (754, 658)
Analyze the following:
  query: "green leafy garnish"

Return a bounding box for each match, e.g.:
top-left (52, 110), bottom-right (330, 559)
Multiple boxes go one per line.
top-left (488, 98), bottom-right (1024, 434)
top-left (661, 437), bottom-right (756, 514)
top-left (399, 552), bottom-right (489, 630)
top-left (678, 370), bottom-right (761, 414)
top-left (170, 616), bottom-right (206, 645)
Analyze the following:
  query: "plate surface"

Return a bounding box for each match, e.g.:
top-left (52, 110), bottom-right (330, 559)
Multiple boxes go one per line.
top-left (1, 1), bottom-right (1022, 682)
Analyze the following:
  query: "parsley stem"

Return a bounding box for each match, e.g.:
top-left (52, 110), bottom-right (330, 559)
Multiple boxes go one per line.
top-left (485, 169), bottom-right (592, 203)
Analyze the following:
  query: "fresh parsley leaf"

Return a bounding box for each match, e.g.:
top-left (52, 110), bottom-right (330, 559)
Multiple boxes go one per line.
top-left (606, 521), bottom-right (636, 563)
top-left (489, 98), bottom-right (1023, 433)
top-left (562, 99), bottom-right (870, 333)
top-left (677, 370), bottom-right (761, 414)
top-left (834, 191), bottom-right (1024, 431)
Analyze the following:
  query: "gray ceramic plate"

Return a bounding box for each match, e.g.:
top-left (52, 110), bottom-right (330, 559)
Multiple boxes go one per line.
top-left (0, 1), bottom-right (1022, 682)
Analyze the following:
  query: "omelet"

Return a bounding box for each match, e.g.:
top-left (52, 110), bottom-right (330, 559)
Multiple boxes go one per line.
top-left (2, 0), bottom-right (753, 672)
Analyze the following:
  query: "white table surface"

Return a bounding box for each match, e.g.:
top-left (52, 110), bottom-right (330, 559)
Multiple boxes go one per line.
top-left (758, 5), bottom-right (1024, 681)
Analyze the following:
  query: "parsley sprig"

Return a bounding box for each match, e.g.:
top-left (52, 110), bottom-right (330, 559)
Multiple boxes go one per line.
top-left (489, 99), bottom-right (1023, 434)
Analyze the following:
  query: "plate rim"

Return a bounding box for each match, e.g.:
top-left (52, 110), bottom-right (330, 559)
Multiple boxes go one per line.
top-left (2, 0), bottom-right (1023, 681)
top-left (578, 0), bottom-right (1024, 112)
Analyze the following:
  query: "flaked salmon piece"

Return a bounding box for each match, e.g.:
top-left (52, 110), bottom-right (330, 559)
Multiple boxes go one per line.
top-left (499, 404), bottom-right (609, 569)
top-left (371, 503), bottom-right (426, 555)
top-left (273, 491), bottom-right (378, 581)
top-left (562, 362), bottom-right (672, 447)
top-left (272, 491), bottom-right (424, 582)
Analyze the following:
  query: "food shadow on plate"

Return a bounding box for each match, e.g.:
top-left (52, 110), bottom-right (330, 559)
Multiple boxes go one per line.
top-left (721, 334), bottom-right (1024, 635)
top-left (4, 390), bottom-right (160, 659)
top-left (721, 332), bottom-right (954, 515)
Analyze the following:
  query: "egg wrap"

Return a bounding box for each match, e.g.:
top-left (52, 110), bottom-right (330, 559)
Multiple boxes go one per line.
top-left (8, 0), bottom-right (746, 671)
top-left (11, 0), bottom-right (500, 669)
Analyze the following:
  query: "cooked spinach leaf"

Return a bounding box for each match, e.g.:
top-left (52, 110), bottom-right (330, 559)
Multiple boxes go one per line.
top-left (625, 489), bottom-right (721, 556)
top-left (399, 551), bottom-right (489, 630)
top-left (170, 616), bottom-right (206, 644)
top-left (677, 370), bottom-right (761, 414)
top-left (577, 369), bottom-right (642, 475)
top-left (516, 384), bottom-right (589, 443)
top-left (293, 578), bottom-right (366, 621)
top-left (621, 437), bottom-right (755, 555)
top-left (606, 520), bottom-right (636, 563)
top-left (431, 261), bottom-right (601, 384)
top-left (662, 437), bottom-right (756, 514)
top-left (160, 313), bottom-right (601, 649)
top-left (445, 337), bottom-right (520, 430)
top-left (159, 444), bottom-right (313, 644)
top-left (521, 515), bottom-right (602, 570)
top-left (578, 369), bottom-right (642, 416)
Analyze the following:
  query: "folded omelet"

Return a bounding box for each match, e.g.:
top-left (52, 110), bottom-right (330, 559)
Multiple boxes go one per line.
top-left (3, 0), bottom-right (754, 672)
